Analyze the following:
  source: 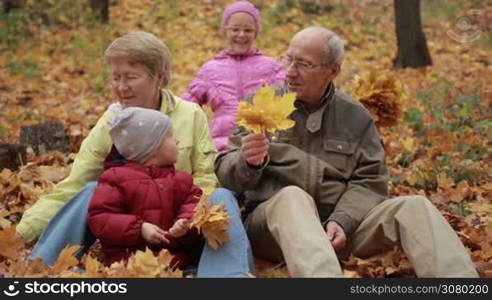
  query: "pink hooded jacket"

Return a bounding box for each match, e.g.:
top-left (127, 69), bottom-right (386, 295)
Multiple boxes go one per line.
top-left (182, 48), bottom-right (285, 152)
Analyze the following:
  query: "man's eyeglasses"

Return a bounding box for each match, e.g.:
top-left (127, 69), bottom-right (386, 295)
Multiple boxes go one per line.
top-left (280, 55), bottom-right (327, 72)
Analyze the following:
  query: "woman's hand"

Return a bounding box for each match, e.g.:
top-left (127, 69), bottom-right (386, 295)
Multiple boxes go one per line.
top-left (169, 219), bottom-right (190, 238)
top-left (141, 222), bottom-right (169, 245)
top-left (241, 133), bottom-right (269, 167)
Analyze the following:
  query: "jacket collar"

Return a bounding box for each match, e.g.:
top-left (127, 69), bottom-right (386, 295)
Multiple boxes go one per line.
top-left (214, 48), bottom-right (263, 60)
top-left (294, 83), bottom-right (335, 134)
top-left (159, 89), bottom-right (177, 114)
top-left (105, 160), bottom-right (176, 178)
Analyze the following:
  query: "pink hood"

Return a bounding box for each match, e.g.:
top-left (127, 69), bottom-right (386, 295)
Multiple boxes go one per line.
top-left (182, 48), bottom-right (285, 152)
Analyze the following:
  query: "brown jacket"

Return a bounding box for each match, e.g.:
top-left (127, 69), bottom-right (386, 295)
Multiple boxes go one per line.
top-left (214, 84), bottom-right (389, 235)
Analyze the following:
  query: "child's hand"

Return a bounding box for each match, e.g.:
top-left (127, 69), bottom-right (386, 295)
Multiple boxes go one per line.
top-left (141, 222), bottom-right (170, 245)
top-left (169, 219), bottom-right (190, 238)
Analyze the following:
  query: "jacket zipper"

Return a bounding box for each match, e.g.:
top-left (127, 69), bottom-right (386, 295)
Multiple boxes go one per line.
top-left (236, 57), bottom-right (244, 102)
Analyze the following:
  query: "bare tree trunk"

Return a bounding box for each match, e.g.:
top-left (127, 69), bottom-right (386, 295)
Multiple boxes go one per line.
top-left (90, 0), bottom-right (109, 23)
top-left (2, 0), bottom-right (25, 14)
top-left (0, 143), bottom-right (26, 171)
top-left (393, 0), bottom-right (432, 68)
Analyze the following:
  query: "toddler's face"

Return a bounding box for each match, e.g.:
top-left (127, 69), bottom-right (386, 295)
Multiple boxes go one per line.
top-left (152, 130), bottom-right (179, 166)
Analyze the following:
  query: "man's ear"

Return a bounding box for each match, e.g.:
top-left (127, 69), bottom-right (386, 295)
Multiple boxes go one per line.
top-left (329, 63), bottom-right (341, 79)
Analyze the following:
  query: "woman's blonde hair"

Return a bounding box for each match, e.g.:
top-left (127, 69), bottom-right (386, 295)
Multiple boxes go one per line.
top-left (105, 31), bottom-right (172, 88)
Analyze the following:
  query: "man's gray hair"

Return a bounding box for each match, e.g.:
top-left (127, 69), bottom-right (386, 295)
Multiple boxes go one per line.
top-left (324, 32), bottom-right (344, 66)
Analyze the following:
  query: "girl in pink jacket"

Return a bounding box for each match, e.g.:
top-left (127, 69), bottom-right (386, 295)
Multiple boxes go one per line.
top-left (182, 1), bottom-right (285, 152)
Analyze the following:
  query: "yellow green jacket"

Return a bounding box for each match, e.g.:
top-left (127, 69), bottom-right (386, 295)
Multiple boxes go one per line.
top-left (17, 90), bottom-right (218, 243)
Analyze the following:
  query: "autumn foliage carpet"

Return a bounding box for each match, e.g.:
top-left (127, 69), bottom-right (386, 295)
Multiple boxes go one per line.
top-left (0, 0), bottom-right (490, 277)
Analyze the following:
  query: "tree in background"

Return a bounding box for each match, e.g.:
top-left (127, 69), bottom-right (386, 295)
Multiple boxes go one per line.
top-left (2, 0), bottom-right (25, 14)
top-left (90, 0), bottom-right (109, 23)
top-left (393, 0), bottom-right (432, 68)
top-left (2, 0), bottom-right (109, 23)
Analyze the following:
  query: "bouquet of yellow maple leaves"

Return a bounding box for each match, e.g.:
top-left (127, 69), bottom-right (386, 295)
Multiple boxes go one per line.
top-left (189, 187), bottom-right (231, 250)
top-left (236, 85), bottom-right (297, 135)
top-left (353, 72), bottom-right (405, 128)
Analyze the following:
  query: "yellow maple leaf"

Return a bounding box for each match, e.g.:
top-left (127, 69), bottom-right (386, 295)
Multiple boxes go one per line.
top-left (401, 137), bottom-right (415, 152)
top-left (0, 210), bottom-right (12, 229)
top-left (257, 266), bottom-right (291, 278)
top-left (449, 180), bottom-right (470, 203)
top-left (78, 255), bottom-right (104, 278)
top-left (0, 168), bottom-right (13, 184)
top-left (0, 226), bottom-right (24, 260)
top-left (53, 245), bottom-right (80, 273)
top-left (236, 86), bottom-right (296, 134)
top-left (127, 248), bottom-right (160, 278)
top-left (106, 261), bottom-right (130, 277)
top-left (203, 229), bottom-right (229, 251)
top-left (406, 172), bottom-right (419, 186)
top-left (482, 182), bottom-right (492, 191)
top-left (190, 200), bottom-right (231, 250)
top-left (156, 248), bottom-right (174, 268)
top-left (156, 249), bottom-right (183, 278)
top-left (23, 257), bottom-right (49, 277)
top-left (437, 172), bottom-right (454, 190)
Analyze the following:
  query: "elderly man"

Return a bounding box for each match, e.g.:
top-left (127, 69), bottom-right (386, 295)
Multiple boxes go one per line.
top-left (214, 26), bottom-right (478, 277)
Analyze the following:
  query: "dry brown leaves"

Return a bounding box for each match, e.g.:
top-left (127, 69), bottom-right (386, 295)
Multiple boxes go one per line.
top-left (353, 72), bottom-right (405, 129)
top-left (0, 227), bottom-right (184, 278)
top-left (0, 0), bottom-right (490, 278)
top-left (0, 151), bottom-right (70, 229)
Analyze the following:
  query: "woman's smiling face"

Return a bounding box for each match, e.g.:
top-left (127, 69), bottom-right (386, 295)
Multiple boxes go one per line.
top-left (109, 57), bottom-right (162, 109)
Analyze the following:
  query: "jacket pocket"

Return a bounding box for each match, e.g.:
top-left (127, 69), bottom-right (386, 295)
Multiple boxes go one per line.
top-left (323, 139), bottom-right (356, 172)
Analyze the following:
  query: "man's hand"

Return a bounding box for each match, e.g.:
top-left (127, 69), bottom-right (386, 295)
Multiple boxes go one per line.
top-left (141, 222), bottom-right (169, 245)
top-left (241, 133), bottom-right (269, 167)
top-left (169, 219), bottom-right (190, 238)
top-left (325, 221), bottom-right (347, 252)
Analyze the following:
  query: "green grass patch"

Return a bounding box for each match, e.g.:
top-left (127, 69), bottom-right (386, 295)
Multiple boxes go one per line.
top-left (6, 59), bottom-right (38, 77)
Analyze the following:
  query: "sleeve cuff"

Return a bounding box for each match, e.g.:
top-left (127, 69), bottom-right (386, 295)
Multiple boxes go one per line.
top-left (326, 212), bottom-right (359, 236)
top-left (16, 222), bottom-right (37, 244)
top-left (242, 155), bottom-right (269, 173)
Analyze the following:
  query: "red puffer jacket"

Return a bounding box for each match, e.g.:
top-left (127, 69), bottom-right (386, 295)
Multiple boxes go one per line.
top-left (87, 161), bottom-right (203, 268)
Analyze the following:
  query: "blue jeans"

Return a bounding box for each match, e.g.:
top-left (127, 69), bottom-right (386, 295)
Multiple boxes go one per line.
top-left (197, 188), bottom-right (255, 277)
top-left (30, 183), bottom-right (255, 277)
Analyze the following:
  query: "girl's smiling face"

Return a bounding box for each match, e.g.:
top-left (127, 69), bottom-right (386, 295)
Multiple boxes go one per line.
top-left (224, 12), bottom-right (257, 55)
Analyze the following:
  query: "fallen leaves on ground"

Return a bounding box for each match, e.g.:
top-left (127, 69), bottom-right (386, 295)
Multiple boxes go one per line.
top-left (0, 0), bottom-right (490, 277)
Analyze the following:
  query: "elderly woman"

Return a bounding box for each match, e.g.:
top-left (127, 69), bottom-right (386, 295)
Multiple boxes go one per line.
top-left (17, 32), bottom-right (254, 277)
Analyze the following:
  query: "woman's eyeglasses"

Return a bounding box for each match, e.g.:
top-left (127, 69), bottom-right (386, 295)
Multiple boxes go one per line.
top-left (109, 74), bottom-right (145, 88)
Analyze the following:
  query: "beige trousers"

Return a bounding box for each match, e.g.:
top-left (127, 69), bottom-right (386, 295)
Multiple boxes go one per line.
top-left (244, 186), bottom-right (478, 278)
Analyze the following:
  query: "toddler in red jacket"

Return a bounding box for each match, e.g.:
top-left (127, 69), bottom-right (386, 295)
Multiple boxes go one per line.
top-left (87, 106), bottom-right (203, 268)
